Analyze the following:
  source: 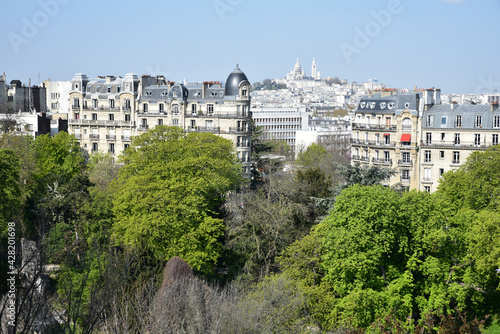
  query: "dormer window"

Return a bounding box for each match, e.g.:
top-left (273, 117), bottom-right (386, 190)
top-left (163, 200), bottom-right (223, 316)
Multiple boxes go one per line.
top-left (107, 87), bottom-right (111, 93)
top-left (145, 91), bottom-right (152, 97)
top-left (173, 90), bottom-right (178, 97)
top-left (242, 89), bottom-right (247, 96)
top-left (117, 87), bottom-right (121, 93)
top-left (172, 105), bottom-right (179, 115)
top-left (75, 84), bottom-right (79, 89)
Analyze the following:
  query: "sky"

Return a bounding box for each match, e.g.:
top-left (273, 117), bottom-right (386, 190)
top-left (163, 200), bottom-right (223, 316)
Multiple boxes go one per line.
top-left (1, 0), bottom-right (499, 94)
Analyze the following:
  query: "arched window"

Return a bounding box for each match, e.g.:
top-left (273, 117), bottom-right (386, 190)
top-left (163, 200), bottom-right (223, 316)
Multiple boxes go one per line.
top-left (172, 104), bottom-right (179, 115)
top-left (402, 118), bottom-right (412, 130)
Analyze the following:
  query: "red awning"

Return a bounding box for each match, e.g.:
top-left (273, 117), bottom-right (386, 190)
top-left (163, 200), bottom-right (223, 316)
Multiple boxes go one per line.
top-left (401, 134), bottom-right (411, 142)
top-left (383, 133), bottom-right (390, 136)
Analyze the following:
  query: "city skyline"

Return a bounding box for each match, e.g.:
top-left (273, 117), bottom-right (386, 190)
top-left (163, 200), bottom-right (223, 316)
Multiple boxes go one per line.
top-left (2, 0), bottom-right (499, 94)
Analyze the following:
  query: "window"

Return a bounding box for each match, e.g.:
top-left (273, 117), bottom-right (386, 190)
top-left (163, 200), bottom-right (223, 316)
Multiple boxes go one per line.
top-left (190, 120), bottom-right (196, 129)
top-left (207, 104), bottom-right (214, 115)
top-left (74, 113), bottom-right (80, 120)
top-left (108, 114), bottom-right (114, 121)
top-left (424, 168), bottom-right (431, 181)
top-left (191, 104), bottom-right (197, 114)
top-left (124, 144), bottom-right (129, 150)
top-left (493, 134), bottom-right (499, 145)
top-left (384, 134), bottom-right (390, 145)
top-left (424, 186), bottom-right (431, 193)
top-left (117, 87), bottom-right (121, 93)
top-left (242, 89), bottom-right (247, 96)
top-left (159, 103), bottom-right (165, 113)
top-left (441, 133), bottom-right (445, 141)
top-left (402, 118), bottom-right (411, 130)
top-left (385, 117), bottom-right (392, 128)
top-left (474, 134), bottom-right (481, 146)
top-left (237, 136), bottom-right (241, 147)
top-left (92, 99), bottom-right (98, 109)
top-left (92, 113), bottom-right (97, 121)
top-left (384, 151), bottom-right (390, 162)
top-left (172, 119), bottom-right (179, 126)
top-left (402, 151), bottom-right (411, 163)
top-left (455, 115), bottom-right (462, 127)
top-left (427, 115), bottom-right (433, 127)
top-left (401, 170), bottom-right (410, 181)
top-left (494, 116), bottom-right (500, 128)
top-left (242, 105), bottom-right (248, 116)
top-left (364, 132), bottom-right (369, 144)
top-left (107, 87), bottom-right (111, 93)
top-left (109, 99), bottom-right (115, 109)
top-left (454, 133), bottom-right (460, 145)
top-left (439, 168), bottom-right (444, 176)
top-left (143, 103), bottom-right (148, 112)
top-left (92, 143), bottom-right (98, 153)
top-left (440, 151), bottom-right (444, 159)
top-left (125, 99), bottom-right (131, 110)
top-left (109, 143), bottom-right (115, 154)
top-left (424, 150), bottom-right (431, 162)
top-left (125, 114), bottom-right (130, 122)
top-left (426, 132), bottom-right (432, 145)
top-left (453, 151), bottom-right (460, 164)
top-left (441, 117), bottom-right (447, 126)
top-left (158, 119), bottom-right (163, 126)
top-left (205, 120), bottom-right (213, 129)
top-left (172, 105), bottom-right (179, 115)
top-left (375, 134), bottom-right (380, 144)
top-left (7, 96), bottom-right (13, 102)
top-left (142, 118), bottom-right (147, 126)
top-left (475, 115), bottom-right (482, 128)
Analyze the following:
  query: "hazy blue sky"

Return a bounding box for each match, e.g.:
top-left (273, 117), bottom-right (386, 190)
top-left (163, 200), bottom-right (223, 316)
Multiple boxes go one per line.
top-left (1, 0), bottom-right (499, 94)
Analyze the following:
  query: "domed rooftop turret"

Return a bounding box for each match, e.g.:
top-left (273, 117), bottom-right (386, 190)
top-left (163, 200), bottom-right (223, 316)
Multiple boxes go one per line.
top-left (225, 64), bottom-right (249, 96)
top-left (294, 58), bottom-right (302, 74)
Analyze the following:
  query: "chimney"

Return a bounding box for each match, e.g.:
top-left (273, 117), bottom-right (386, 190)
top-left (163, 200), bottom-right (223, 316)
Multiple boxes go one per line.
top-left (491, 102), bottom-right (499, 111)
top-left (451, 101), bottom-right (458, 110)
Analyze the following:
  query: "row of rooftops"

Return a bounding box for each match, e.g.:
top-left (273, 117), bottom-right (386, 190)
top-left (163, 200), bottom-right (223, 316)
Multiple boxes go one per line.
top-left (70, 65), bottom-right (249, 102)
top-left (355, 88), bottom-right (500, 129)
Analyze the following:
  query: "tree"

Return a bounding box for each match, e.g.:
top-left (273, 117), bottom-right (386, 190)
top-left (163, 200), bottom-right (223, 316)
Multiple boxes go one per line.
top-left (318, 185), bottom-right (499, 329)
top-left (438, 145), bottom-right (500, 211)
top-left (338, 161), bottom-right (396, 189)
top-left (112, 126), bottom-right (242, 272)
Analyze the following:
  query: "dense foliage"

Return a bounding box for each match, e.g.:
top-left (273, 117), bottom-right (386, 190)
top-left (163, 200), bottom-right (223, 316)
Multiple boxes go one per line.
top-left (1, 132), bottom-right (499, 333)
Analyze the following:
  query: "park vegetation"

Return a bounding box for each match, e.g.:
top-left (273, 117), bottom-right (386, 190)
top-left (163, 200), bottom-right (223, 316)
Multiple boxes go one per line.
top-left (0, 127), bottom-right (499, 333)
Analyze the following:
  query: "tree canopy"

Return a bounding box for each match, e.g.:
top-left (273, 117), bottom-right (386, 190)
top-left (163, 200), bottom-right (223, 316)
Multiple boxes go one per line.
top-left (112, 126), bottom-right (242, 272)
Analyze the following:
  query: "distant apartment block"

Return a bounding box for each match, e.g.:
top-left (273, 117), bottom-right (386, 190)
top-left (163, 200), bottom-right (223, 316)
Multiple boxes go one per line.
top-left (251, 106), bottom-right (311, 152)
top-left (295, 115), bottom-right (351, 156)
top-left (0, 73), bottom-right (51, 136)
top-left (68, 65), bottom-right (252, 175)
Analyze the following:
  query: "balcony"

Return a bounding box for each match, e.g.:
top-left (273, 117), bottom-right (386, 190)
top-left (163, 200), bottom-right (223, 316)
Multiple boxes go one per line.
top-left (71, 105), bottom-right (80, 110)
top-left (138, 124), bottom-right (149, 131)
top-left (398, 159), bottom-right (413, 166)
top-left (352, 123), bottom-right (397, 131)
top-left (420, 140), bottom-right (490, 149)
top-left (195, 126), bottom-right (220, 133)
top-left (400, 177), bottom-right (411, 183)
top-left (229, 127), bottom-right (251, 133)
top-left (121, 135), bottom-right (131, 141)
top-left (106, 135), bottom-right (116, 141)
top-left (68, 119), bottom-right (135, 127)
top-left (372, 158), bottom-right (392, 165)
top-left (89, 134), bottom-right (99, 140)
top-left (74, 134), bottom-right (82, 139)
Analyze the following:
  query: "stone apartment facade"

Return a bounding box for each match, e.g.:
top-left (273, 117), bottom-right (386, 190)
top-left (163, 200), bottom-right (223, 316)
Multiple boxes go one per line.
top-left (351, 88), bottom-right (500, 192)
top-left (68, 65), bottom-right (252, 175)
top-left (419, 102), bottom-right (500, 192)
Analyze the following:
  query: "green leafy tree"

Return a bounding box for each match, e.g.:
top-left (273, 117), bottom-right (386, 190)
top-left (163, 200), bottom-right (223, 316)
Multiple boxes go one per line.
top-left (112, 126), bottom-right (242, 272)
top-left (318, 185), bottom-right (499, 329)
top-left (338, 161), bottom-right (396, 189)
top-left (438, 145), bottom-right (500, 211)
top-left (296, 142), bottom-right (328, 168)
